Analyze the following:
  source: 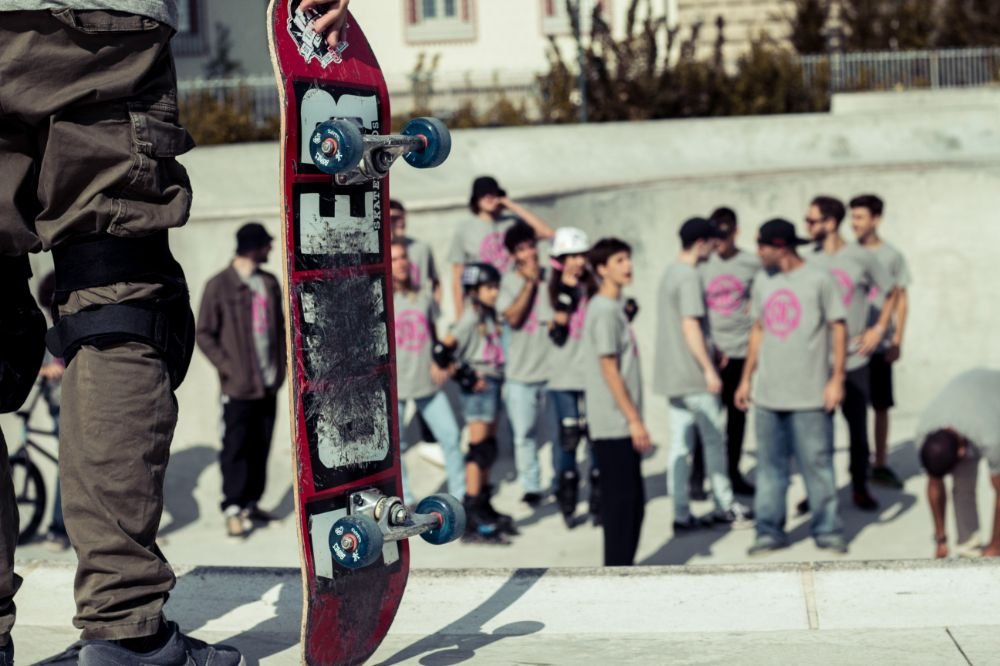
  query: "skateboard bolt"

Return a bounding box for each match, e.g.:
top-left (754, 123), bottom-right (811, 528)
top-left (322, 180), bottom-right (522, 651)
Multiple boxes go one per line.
top-left (391, 506), bottom-right (408, 525)
top-left (320, 137), bottom-right (338, 156)
top-left (340, 534), bottom-right (358, 552)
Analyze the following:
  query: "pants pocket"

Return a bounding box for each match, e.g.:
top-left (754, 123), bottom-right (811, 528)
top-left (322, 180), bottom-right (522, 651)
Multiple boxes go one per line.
top-left (50, 9), bottom-right (161, 33)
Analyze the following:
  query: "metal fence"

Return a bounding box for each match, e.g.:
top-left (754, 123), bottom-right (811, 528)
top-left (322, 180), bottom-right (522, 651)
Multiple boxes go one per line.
top-left (801, 47), bottom-right (1000, 93)
top-left (177, 48), bottom-right (1000, 129)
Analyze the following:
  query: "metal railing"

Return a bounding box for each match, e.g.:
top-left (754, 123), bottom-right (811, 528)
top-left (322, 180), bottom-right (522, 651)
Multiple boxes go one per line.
top-left (801, 47), bottom-right (1000, 92)
top-left (177, 48), bottom-right (1000, 129)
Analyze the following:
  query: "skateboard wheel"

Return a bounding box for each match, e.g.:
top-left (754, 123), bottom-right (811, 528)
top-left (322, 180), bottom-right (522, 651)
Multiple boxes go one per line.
top-left (415, 493), bottom-right (466, 545)
top-left (401, 117), bottom-right (451, 169)
top-left (310, 120), bottom-right (364, 174)
top-left (330, 514), bottom-right (384, 570)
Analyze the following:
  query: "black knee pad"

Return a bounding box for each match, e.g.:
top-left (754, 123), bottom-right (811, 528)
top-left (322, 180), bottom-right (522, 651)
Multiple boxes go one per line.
top-left (465, 436), bottom-right (498, 470)
top-left (559, 418), bottom-right (584, 453)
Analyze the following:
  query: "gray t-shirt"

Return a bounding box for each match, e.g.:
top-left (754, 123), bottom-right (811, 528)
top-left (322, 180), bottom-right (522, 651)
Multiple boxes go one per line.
top-left (546, 286), bottom-right (590, 392)
top-left (916, 369), bottom-right (1000, 475)
top-left (584, 294), bottom-right (642, 440)
top-left (242, 272), bottom-right (278, 390)
top-left (699, 250), bottom-right (761, 359)
top-left (809, 244), bottom-right (895, 371)
top-left (402, 236), bottom-right (439, 294)
top-left (866, 241), bottom-right (911, 350)
top-left (4, 1), bottom-right (178, 28)
top-left (653, 261), bottom-right (709, 398)
top-left (393, 289), bottom-right (438, 401)
top-left (447, 214), bottom-right (517, 273)
top-left (450, 307), bottom-right (504, 380)
top-left (750, 263), bottom-right (846, 411)
top-left (498, 269), bottom-right (553, 384)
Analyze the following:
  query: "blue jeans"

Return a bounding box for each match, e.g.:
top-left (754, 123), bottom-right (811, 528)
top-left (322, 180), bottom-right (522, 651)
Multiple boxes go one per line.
top-left (548, 389), bottom-right (593, 480)
top-left (506, 380), bottom-right (546, 494)
top-left (753, 407), bottom-right (842, 542)
top-left (459, 375), bottom-right (502, 422)
top-left (397, 391), bottom-right (466, 505)
top-left (668, 393), bottom-right (734, 520)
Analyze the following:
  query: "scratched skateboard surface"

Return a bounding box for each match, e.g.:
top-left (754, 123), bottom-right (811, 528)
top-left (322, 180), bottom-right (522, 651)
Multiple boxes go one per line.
top-left (267, 2), bottom-right (405, 664)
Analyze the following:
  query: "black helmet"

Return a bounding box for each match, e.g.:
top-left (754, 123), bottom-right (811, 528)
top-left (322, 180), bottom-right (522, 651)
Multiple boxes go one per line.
top-left (461, 262), bottom-right (501, 292)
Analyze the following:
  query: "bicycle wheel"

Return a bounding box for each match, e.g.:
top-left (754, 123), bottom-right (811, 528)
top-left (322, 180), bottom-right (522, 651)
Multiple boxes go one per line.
top-left (9, 454), bottom-right (46, 545)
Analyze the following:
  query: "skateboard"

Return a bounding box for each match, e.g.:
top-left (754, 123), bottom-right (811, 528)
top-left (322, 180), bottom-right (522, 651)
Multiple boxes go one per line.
top-left (267, 3), bottom-right (462, 664)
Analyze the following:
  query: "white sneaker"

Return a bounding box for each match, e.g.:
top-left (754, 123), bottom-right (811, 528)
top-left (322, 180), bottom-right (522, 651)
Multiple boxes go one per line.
top-left (415, 442), bottom-right (446, 468)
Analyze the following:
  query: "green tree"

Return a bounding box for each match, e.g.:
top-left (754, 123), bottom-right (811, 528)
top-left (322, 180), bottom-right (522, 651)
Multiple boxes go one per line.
top-left (204, 23), bottom-right (242, 78)
top-left (787, 0), bottom-right (832, 55)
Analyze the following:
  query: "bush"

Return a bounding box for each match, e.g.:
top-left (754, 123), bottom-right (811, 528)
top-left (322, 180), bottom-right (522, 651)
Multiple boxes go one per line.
top-left (179, 88), bottom-right (279, 146)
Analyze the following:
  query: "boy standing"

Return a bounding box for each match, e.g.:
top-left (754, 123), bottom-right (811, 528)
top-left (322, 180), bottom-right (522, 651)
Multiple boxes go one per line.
top-left (654, 218), bottom-right (751, 534)
top-left (736, 219), bottom-right (849, 555)
top-left (584, 238), bottom-right (650, 566)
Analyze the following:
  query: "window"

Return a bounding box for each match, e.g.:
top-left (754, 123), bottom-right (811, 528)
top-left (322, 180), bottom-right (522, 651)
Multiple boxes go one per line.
top-left (405, 0), bottom-right (476, 43)
top-left (171, 0), bottom-right (208, 57)
top-left (542, 0), bottom-right (606, 36)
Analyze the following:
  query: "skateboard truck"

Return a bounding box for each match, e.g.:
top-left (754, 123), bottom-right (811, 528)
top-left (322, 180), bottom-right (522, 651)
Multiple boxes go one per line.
top-left (329, 490), bottom-right (465, 570)
top-left (309, 117), bottom-right (452, 186)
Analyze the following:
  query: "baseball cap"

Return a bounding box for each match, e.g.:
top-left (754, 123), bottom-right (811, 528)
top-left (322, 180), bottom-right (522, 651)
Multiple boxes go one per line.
top-left (551, 227), bottom-right (590, 257)
top-left (470, 176), bottom-right (506, 202)
top-left (236, 222), bottom-right (274, 253)
top-left (679, 217), bottom-right (724, 246)
top-left (757, 218), bottom-right (810, 248)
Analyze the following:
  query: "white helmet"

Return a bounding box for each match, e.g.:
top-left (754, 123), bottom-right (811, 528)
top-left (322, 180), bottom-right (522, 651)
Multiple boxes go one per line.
top-left (551, 227), bottom-right (589, 258)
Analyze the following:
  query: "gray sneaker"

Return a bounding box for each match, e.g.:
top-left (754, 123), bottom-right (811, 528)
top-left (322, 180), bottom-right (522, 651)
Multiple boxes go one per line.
top-left (815, 534), bottom-right (849, 554)
top-left (34, 640), bottom-right (87, 665)
top-left (1, 638), bottom-right (12, 666)
top-left (747, 534), bottom-right (788, 556)
top-left (78, 622), bottom-right (244, 666)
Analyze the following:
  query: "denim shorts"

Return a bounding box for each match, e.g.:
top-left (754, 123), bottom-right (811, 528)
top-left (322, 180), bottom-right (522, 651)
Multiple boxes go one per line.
top-left (460, 376), bottom-right (502, 423)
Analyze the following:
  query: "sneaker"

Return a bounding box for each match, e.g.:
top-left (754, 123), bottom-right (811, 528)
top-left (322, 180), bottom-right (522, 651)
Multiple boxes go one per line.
top-left (1, 639), bottom-right (12, 666)
top-left (714, 502), bottom-right (755, 529)
top-left (815, 534), bottom-right (849, 554)
top-left (871, 466), bottom-right (904, 489)
top-left (78, 621), bottom-right (244, 666)
top-left (43, 530), bottom-right (71, 552)
top-left (243, 504), bottom-right (277, 526)
top-left (747, 535), bottom-right (788, 556)
top-left (672, 514), bottom-right (714, 534)
top-left (521, 492), bottom-right (545, 508)
top-left (415, 442), bottom-right (446, 467)
top-left (852, 489), bottom-right (879, 512)
top-left (34, 640), bottom-right (88, 665)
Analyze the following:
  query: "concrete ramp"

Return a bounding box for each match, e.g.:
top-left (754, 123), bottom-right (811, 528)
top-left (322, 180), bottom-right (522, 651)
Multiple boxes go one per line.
top-left (10, 559), bottom-right (1000, 664)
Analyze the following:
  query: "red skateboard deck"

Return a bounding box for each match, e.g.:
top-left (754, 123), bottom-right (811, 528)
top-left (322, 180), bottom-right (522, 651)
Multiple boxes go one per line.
top-left (267, 3), bottom-right (459, 664)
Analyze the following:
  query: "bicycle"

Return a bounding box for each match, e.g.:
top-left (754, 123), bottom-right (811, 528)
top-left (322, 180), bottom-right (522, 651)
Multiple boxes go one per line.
top-left (8, 380), bottom-right (59, 545)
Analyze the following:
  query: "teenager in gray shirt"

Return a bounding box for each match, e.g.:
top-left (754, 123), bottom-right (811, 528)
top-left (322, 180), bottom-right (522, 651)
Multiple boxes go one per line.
top-left (447, 176), bottom-right (553, 317)
top-left (546, 227), bottom-right (600, 528)
top-left (806, 195), bottom-right (897, 512)
top-left (390, 199), bottom-right (440, 302)
top-left (917, 369), bottom-right (1000, 560)
top-left (390, 241), bottom-right (465, 508)
top-left (736, 219), bottom-right (849, 556)
top-left (498, 222), bottom-right (553, 507)
top-left (654, 217), bottom-right (752, 533)
top-left (584, 238), bottom-right (650, 566)
top-left (850, 194), bottom-right (910, 490)
top-left (695, 208), bottom-right (761, 496)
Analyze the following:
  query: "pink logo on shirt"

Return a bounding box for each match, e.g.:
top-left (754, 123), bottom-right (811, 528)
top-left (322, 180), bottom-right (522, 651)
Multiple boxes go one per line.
top-left (251, 292), bottom-right (269, 335)
top-left (483, 328), bottom-right (505, 368)
top-left (395, 310), bottom-right (430, 353)
top-left (762, 289), bottom-right (802, 341)
top-left (868, 285), bottom-right (879, 303)
top-left (479, 232), bottom-right (513, 272)
top-left (706, 274), bottom-right (746, 316)
top-left (523, 308), bottom-right (539, 334)
top-left (831, 268), bottom-right (854, 307)
top-left (569, 298), bottom-right (587, 341)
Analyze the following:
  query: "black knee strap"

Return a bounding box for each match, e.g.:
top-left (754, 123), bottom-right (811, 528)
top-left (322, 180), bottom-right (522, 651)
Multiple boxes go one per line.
top-left (559, 418), bottom-right (584, 454)
top-left (51, 231), bottom-right (184, 300)
top-left (465, 436), bottom-right (498, 470)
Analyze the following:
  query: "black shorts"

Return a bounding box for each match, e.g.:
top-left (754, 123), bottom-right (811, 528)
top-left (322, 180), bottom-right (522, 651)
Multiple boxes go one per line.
top-left (869, 352), bottom-right (895, 410)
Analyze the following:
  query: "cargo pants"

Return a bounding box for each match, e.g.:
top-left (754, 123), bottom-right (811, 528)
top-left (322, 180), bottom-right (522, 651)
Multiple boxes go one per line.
top-left (0, 10), bottom-right (194, 640)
